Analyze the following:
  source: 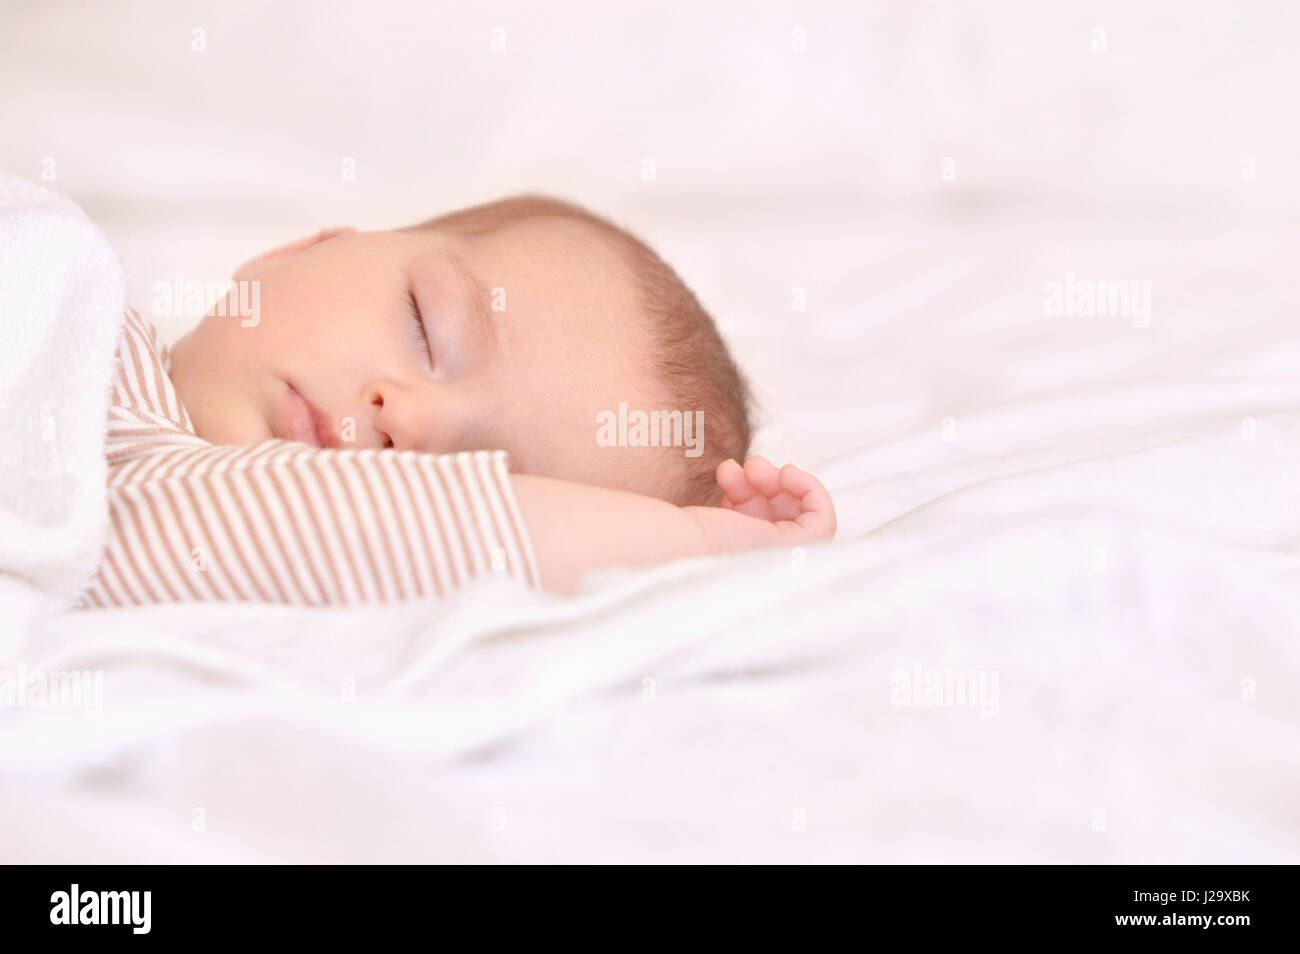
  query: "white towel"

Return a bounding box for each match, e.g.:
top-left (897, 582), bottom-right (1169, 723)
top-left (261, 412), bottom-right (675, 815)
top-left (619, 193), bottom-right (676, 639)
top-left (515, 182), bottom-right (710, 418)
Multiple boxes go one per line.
top-left (0, 173), bottom-right (126, 614)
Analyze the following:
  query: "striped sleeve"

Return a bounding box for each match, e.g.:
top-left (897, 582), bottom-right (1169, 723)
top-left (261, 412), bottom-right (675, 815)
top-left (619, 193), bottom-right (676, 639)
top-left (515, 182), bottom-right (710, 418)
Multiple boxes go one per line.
top-left (77, 442), bottom-right (540, 607)
top-left (109, 307), bottom-right (197, 437)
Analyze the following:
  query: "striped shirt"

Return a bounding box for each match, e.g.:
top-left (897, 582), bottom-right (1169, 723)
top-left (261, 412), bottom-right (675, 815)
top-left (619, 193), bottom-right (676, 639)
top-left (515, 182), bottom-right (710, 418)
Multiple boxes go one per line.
top-left (74, 309), bottom-right (540, 608)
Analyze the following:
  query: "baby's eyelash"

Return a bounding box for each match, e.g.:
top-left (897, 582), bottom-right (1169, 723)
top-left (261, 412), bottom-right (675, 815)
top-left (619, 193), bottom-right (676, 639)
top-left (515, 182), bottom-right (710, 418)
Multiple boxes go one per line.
top-left (407, 282), bottom-right (432, 364)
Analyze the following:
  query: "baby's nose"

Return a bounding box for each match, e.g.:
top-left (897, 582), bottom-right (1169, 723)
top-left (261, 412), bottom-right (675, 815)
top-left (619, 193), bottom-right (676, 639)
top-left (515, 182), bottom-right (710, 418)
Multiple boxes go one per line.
top-left (362, 379), bottom-right (445, 453)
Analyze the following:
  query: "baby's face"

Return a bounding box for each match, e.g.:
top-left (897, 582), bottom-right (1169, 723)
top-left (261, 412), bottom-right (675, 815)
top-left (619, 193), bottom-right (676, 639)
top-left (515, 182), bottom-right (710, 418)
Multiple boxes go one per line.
top-left (169, 217), bottom-right (669, 497)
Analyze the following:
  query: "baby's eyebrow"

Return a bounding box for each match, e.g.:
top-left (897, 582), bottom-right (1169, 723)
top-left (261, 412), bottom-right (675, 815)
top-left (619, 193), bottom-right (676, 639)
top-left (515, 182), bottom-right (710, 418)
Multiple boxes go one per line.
top-left (443, 249), bottom-right (497, 357)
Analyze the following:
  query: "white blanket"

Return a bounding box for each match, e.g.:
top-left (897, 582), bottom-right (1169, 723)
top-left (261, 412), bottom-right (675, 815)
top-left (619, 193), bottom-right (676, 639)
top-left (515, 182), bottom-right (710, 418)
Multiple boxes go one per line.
top-left (0, 174), bottom-right (125, 629)
top-left (2, 0), bottom-right (1298, 863)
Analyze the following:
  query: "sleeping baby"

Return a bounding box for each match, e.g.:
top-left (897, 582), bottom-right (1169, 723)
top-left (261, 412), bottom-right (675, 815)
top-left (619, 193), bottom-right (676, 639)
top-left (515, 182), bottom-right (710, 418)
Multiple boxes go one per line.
top-left (78, 195), bottom-right (835, 607)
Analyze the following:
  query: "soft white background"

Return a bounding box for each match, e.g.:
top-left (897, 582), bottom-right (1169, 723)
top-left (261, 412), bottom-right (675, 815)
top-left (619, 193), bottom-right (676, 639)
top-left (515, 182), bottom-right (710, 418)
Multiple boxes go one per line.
top-left (6, 0), bottom-right (1297, 475)
top-left (1, 1), bottom-right (1298, 862)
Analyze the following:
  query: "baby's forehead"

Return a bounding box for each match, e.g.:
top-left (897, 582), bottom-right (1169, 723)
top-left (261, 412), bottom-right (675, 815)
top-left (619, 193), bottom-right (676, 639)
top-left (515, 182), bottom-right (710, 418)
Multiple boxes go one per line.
top-left (467, 214), bottom-right (622, 262)
top-left (456, 216), bottom-right (637, 305)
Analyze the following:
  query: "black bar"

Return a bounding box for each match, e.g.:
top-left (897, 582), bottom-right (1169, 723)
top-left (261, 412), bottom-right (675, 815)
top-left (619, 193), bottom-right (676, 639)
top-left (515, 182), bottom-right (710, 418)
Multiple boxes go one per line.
top-left (0, 865), bottom-right (1286, 942)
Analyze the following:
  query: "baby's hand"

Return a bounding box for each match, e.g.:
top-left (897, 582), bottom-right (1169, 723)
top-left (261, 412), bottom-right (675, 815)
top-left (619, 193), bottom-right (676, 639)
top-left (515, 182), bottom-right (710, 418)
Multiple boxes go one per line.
top-left (510, 458), bottom-right (835, 591)
top-left (686, 456), bottom-right (837, 555)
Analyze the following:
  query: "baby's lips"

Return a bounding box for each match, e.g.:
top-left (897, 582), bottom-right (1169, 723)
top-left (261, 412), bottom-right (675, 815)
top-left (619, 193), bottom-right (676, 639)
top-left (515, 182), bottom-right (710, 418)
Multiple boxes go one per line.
top-left (310, 402), bottom-right (342, 449)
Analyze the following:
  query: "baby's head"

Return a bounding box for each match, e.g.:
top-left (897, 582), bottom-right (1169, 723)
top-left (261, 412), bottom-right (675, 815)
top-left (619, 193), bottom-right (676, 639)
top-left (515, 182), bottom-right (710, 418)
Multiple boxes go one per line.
top-left (169, 195), bottom-right (751, 505)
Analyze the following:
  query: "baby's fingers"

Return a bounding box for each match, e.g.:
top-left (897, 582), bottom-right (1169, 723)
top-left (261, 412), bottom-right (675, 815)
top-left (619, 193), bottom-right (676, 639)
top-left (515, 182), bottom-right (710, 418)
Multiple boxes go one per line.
top-left (716, 459), bottom-right (770, 518)
top-left (742, 455), bottom-right (783, 498)
top-left (779, 464), bottom-right (837, 539)
top-left (716, 458), bottom-right (752, 503)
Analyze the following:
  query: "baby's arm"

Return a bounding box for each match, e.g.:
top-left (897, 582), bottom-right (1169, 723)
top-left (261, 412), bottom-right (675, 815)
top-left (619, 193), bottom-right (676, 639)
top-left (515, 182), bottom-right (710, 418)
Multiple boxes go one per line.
top-left (511, 456), bottom-right (836, 592)
top-left (84, 441), bottom-right (830, 606)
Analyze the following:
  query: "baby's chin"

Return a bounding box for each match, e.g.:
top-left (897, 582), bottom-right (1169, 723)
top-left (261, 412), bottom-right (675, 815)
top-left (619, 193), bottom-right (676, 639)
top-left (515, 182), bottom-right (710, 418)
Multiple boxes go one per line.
top-left (171, 374), bottom-right (277, 446)
top-left (189, 400), bottom-right (275, 446)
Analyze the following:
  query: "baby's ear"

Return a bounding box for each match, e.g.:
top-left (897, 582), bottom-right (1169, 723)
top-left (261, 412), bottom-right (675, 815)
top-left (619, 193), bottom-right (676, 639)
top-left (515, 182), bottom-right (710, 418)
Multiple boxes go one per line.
top-left (232, 226), bottom-right (355, 281)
